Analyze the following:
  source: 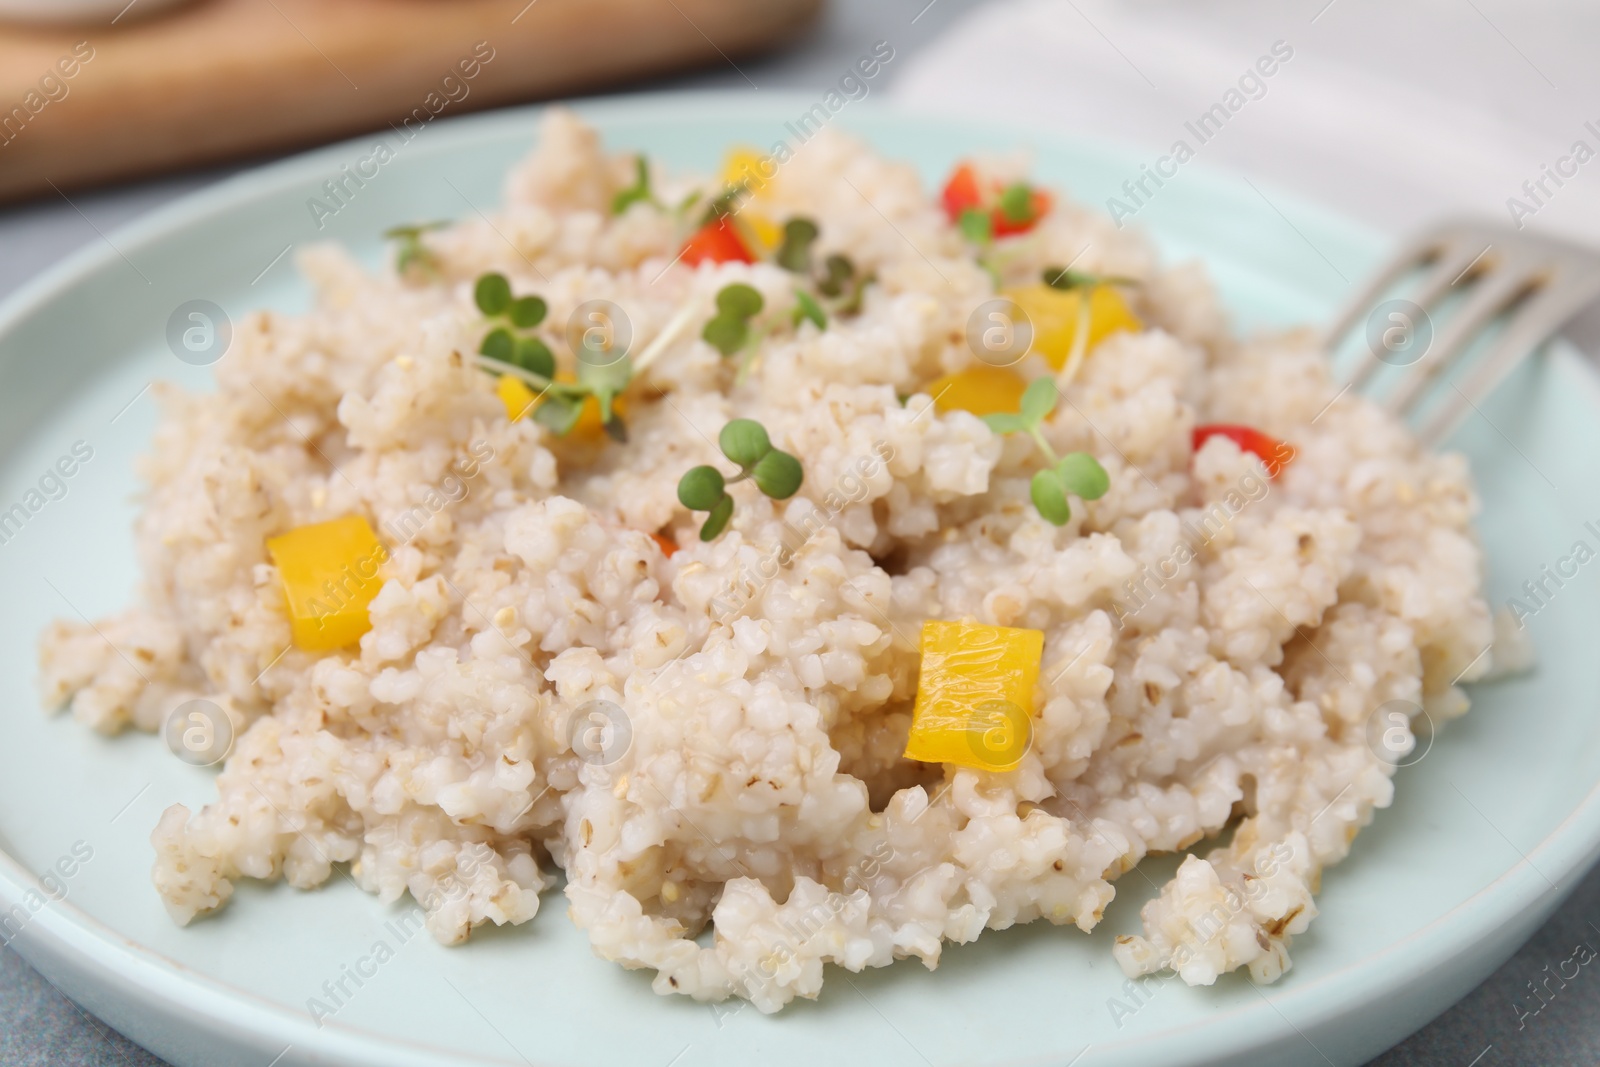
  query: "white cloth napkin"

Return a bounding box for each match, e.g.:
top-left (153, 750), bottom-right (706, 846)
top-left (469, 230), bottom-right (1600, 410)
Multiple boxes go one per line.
top-left (891, 0), bottom-right (1600, 245)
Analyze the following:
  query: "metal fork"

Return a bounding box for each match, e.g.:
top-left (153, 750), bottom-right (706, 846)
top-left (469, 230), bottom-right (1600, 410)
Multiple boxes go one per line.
top-left (1324, 219), bottom-right (1600, 446)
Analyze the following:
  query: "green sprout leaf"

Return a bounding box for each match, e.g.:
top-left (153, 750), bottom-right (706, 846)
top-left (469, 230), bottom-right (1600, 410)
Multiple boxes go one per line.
top-left (476, 276), bottom-right (553, 374)
top-left (385, 221), bottom-right (448, 279)
top-left (395, 246), bottom-right (429, 277)
top-left (982, 413), bottom-right (1029, 435)
top-left (703, 285), bottom-right (767, 362)
top-left (611, 155), bottom-right (656, 215)
top-left (508, 295), bottom-right (548, 329)
top-left (999, 183), bottom-right (1035, 224)
top-left (576, 354), bottom-right (632, 397)
top-left (384, 222), bottom-right (446, 241)
top-left (384, 223), bottom-right (421, 239)
top-left (576, 349), bottom-right (632, 440)
top-left (752, 449), bottom-right (803, 500)
top-left (512, 336), bottom-right (555, 380)
top-left (793, 290), bottom-right (827, 330)
top-left (677, 465), bottom-right (727, 511)
top-left (474, 273), bottom-right (512, 317)
top-left (702, 314), bottom-right (749, 356)
top-left (1057, 452), bottom-right (1110, 500)
top-left (1042, 266), bottom-right (1092, 291)
top-left (836, 271), bottom-right (873, 316)
top-left (479, 327), bottom-right (515, 363)
top-left (1019, 377), bottom-right (1059, 424)
top-left (1030, 469), bottom-right (1071, 526)
top-left (716, 283), bottom-right (765, 320)
top-left (701, 186), bottom-right (745, 225)
top-left (699, 494), bottom-right (734, 541)
top-left (532, 394), bottom-right (583, 436)
top-left (958, 208), bottom-right (992, 244)
top-left (775, 217), bottom-right (819, 273)
top-left (674, 189), bottom-right (704, 219)
top-left (817, 254), bottom-right (855, 297)
top-left (719, 418), bottom-right (771, 467)
top-left (1042, 266), bottom-right (1138, 291)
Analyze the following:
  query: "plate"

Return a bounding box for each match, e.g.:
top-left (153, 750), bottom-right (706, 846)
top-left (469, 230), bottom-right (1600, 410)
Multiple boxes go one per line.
top-left (0, 0), bottom-right (195, 22)
top-left (0, 92), bottom-right (1595, 1067)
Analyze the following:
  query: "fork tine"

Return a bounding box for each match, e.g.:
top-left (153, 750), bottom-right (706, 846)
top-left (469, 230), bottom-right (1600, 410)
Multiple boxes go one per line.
top-left (1417, 267), bottom-right (1600, 445)
top-left (1385, 265), bottom-right (1541, 418)
top-left (1345, 239), bottom-right (1493, 393)
top-left (1324, 229), bottom-right (1447, 355)
top-left (1335, 219), bottom-right (1600, 445)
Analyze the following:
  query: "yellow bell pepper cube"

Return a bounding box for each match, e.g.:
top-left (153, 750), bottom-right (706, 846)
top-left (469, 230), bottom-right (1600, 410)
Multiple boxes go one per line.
top-left (1002, 282), bottom-right (1142, 370)
top-left (928, 364), bottom-right (1029, 418)
top-left (723, 146), bottom-right (775, 197)
top-left (267, 515), bottom-right (388, 652)
top-left (904, 621), bottom-right (1044, 772)
top-left (568, 389), bottom-right (627, 437)
top-left (721, 147), bottom-right (782, 253)
top-left (497, 374), bottom-right (539, 421)
top-left (739, 209), bottom-right (782, 255)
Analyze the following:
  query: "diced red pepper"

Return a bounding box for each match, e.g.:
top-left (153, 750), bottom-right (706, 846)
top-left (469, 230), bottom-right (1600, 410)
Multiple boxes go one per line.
top-left (650, 531), bottom-right (679, 558)
top-left (1192, 424), bottom-right (1296, 478)
top-left (941, 163), bottom-right (985, 223)
top-left (940, 162), bottom-right (1052, 236)
top-left (679, 217), bottom-right (755, 267)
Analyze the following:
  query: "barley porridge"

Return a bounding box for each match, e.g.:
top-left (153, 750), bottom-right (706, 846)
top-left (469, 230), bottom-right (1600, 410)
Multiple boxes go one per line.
top-left (38, 109), bottom-right (1499, 1011)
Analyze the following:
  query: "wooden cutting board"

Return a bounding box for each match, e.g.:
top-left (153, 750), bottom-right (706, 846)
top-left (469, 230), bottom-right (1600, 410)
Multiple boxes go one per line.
top-left (0, 0), bottom-right (821, 203)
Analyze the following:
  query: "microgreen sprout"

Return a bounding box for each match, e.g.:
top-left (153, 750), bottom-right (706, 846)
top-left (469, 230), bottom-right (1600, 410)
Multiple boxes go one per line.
top-left (958, 208), bottom-right (993, 246)
top-left (385, 221), bottom-right (449, 280)
top-left (673, 189), bottom-right (705, 221)
top-left (717, 283), bottom-right (764, 319)
top-left (722, 213), bottom-right (873, 334)
top-left (475, 271), bottom-right (554, 379)
top-left (793, 290), bottom-right (827, 330)
top-left (698, 226), bottom-right (875, 379)
top-left (702, 283), bottom-right (765, 357)
top-left (1041, 266), bottom-right (1139, 291)
top-left (701, 184), bottom-right (748, 225)
top-left (816, 253), bottom-right (853, 296)
top-left (982, 377), bottom-right (1109, 525)
top-left (611, 155), bottom-right (661, 215)
top-left (472, 271), bottom-right (632, 441)
top-left (948, 167), bottom-right (1049, 287)
top-left (542, 351), bottom-right (633, 442)
top-left (775, 218), bottom-right (819, 273)
top-left (834, 267), bottom-right (873, 316)
top-left (998, 182), bottom-right (1037, 225)
top-left (677, 418), bottom-right (803, 541)
top-left (475, 273), bottom-right (511, 313)
top-left (953, 202), bottom-right (1004, 286)
top-left (808, 250), bottom-right (872, 320)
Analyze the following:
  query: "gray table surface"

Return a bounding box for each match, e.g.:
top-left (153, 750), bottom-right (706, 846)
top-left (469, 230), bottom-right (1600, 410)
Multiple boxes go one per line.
top-left (2, 0), bottom-right (1596, 1063)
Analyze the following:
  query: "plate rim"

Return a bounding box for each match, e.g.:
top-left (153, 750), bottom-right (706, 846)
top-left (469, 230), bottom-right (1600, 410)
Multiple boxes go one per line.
top-left (1, 88), bottom-right (1593, 1067)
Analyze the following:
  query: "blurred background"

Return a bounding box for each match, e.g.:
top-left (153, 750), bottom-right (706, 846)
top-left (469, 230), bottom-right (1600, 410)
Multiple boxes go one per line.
top-left (3, 0), bottom-right (1598, 1064)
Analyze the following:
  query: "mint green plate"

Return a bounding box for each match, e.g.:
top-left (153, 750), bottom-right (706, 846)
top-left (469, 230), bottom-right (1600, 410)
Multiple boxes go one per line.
top-left (0, 93), bottom-right (1594, 1067)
